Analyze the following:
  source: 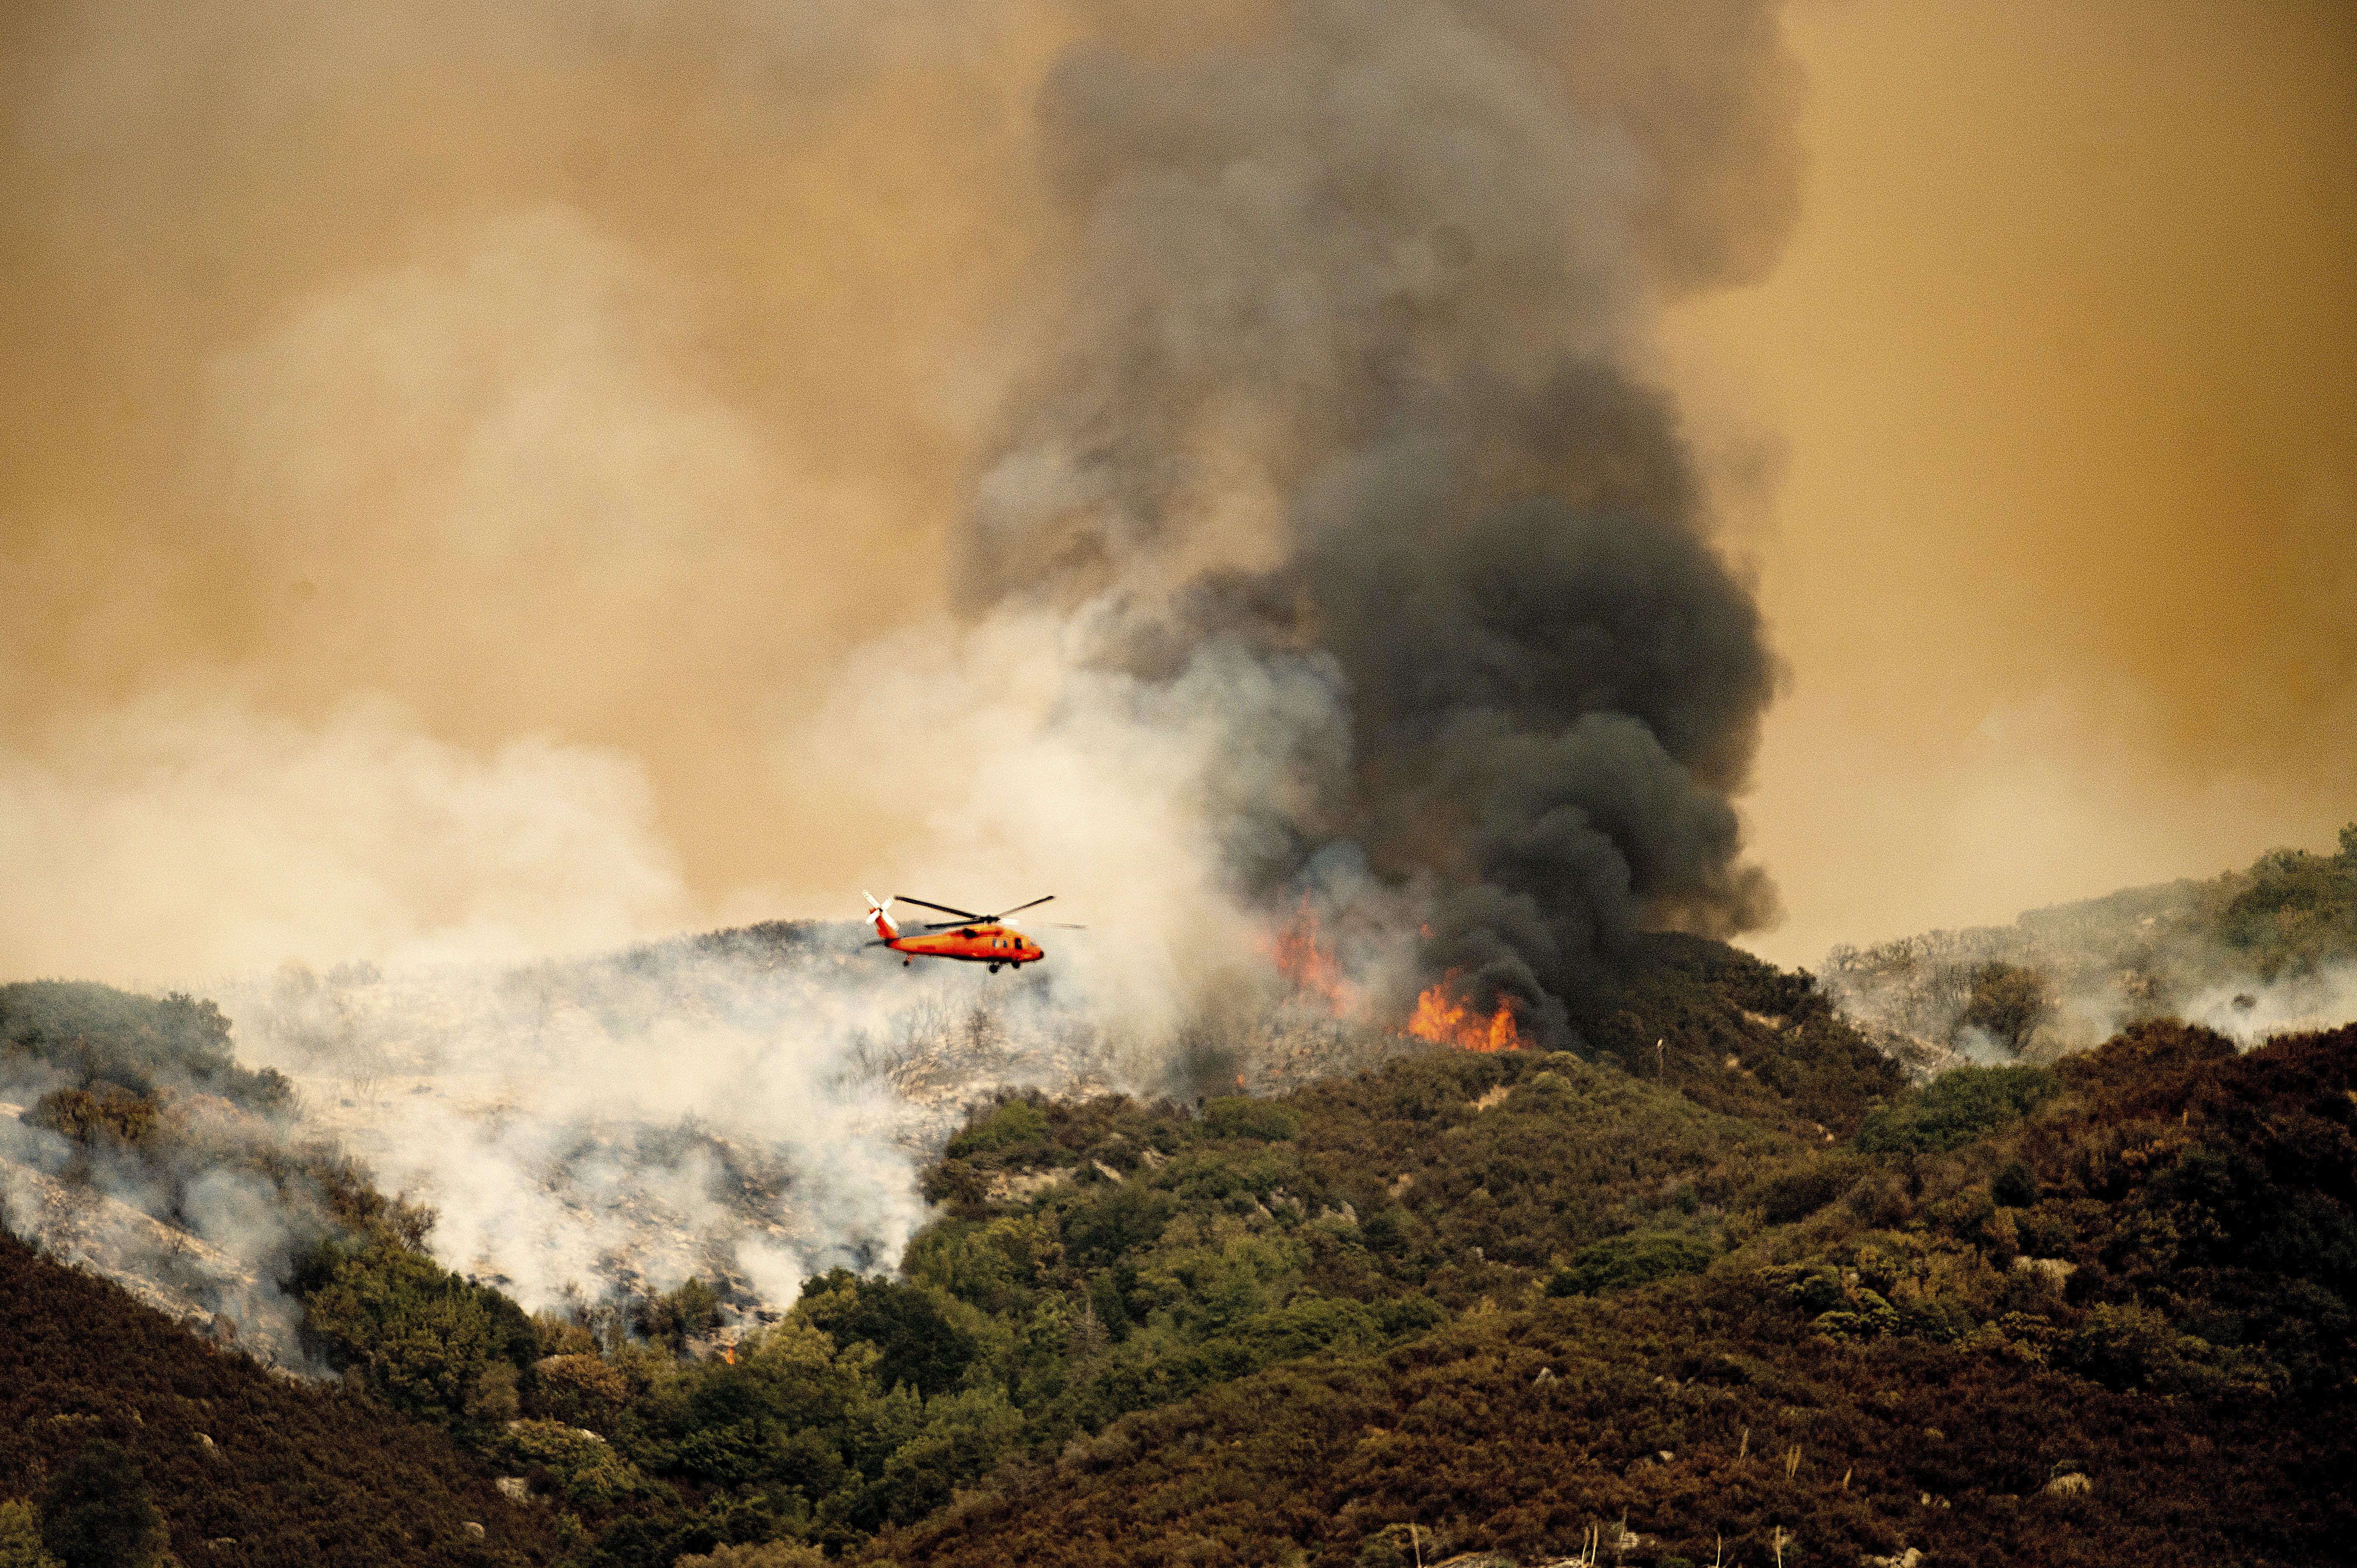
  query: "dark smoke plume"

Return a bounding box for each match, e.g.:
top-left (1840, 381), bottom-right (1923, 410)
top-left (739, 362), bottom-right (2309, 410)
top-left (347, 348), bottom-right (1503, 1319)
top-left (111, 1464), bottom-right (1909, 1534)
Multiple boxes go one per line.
top-left (962, 0), bottom-right (1800, 1043)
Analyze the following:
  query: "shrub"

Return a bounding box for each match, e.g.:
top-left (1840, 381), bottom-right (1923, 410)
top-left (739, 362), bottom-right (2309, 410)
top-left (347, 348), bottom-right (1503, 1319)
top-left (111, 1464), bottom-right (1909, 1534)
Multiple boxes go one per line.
top-left (795, 1273), bottom-right (976, 1398)
top-left (947, 1099), bottom-right (1051, 1159)
top-left (293, 1230), bottom-right (537, 1426)
top-left (39, 1442), bottom-right (164, 1568)
top-left (0, 981), bottom-right (286, 1109)
top-left (31, 1087), bottom-right (159, 1148)
top-left (503, 1419), bottom-right (643, 1506)
top-left (2056, 1302), bottom-right (2196, 1392)
top-left (636, 1277), bottom-right (722, 1349)
top-left (530, 1353), bottom-right (630, 1431)
top-left (675, 1545), bottom-right (826, 1568)
top-left (1061, 1185), bottom-right (1178, 1271)
top-left (1855, 1065), bottom-right (2061, 1153)
top-left (1757, 1153), bottom-right (1872, 1222)
top-left (2218, 829), bottom-right (2357, 976)
top-left (0, 1500), bottom-right (60, 1568)
top-left (1200, 1096), bottom-right (1304, 1142)
top-left (1958, 962), bottom-right (2054, 1054)
top-left (1549, 1232), bottom-right (1715, 1296)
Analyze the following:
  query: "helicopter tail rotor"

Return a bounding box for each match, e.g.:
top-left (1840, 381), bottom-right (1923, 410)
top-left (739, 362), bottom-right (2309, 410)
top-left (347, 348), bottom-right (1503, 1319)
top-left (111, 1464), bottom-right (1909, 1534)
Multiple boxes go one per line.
top-left (863, 890), bottom-right (900, 941)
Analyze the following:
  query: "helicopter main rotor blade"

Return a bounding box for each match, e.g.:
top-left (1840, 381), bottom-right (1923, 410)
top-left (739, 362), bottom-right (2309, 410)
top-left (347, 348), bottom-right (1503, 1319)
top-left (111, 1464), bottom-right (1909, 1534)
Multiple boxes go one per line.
top-left (895, 895), bottom-right (986, 922)
top-left (994, 895), bottom-right (1056, 918)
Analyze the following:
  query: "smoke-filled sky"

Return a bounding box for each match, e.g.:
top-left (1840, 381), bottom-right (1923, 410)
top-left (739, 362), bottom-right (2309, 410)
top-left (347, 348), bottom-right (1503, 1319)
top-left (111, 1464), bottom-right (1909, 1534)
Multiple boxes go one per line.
top-left (1683, 0), bottom-right (2357, 966)
top-left (2, 0), bottom-right (2351, 989)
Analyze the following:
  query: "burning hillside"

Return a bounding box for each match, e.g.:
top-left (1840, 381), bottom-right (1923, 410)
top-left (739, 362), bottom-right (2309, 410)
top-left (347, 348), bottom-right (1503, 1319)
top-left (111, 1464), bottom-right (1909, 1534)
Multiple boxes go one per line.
top-left (947, 4), bottom-right (1794, 1045)
top-left (6, 923), bottom-right (1469, 1354)
top-left (1407, 979), bottom-right (1524, 1054)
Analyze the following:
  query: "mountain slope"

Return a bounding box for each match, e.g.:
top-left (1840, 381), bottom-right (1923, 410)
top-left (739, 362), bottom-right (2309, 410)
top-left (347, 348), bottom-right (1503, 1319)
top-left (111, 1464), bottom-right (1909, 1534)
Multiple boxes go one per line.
top-left (873, 1024), bottom-right (2357, 1566)
top-left (0, 1230), bottom-right (557, 1566)
top-left (9, 925), bottom-right (2352, 1567)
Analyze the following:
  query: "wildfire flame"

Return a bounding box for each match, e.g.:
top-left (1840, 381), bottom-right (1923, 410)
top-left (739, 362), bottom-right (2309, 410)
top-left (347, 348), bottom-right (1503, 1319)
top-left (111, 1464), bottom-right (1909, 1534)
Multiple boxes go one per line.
top-left (1406, 975), bottom-right (1522, 1052)
top-left (1265, 897), bottom-right (1359, 1016)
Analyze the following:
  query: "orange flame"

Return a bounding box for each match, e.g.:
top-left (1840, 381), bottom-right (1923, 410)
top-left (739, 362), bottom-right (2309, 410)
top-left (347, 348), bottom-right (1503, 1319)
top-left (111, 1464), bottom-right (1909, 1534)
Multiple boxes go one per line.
top-left (1407, 975), bottom-right (1522, 1052)
top-left (1264, 897), bottom-right (1358, 1016)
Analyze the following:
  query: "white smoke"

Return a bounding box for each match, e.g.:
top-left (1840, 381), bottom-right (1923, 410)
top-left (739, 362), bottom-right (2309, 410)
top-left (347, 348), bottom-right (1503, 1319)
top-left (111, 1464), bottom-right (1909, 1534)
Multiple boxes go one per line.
top-left (203, 914), bottom-right (1176, 1318)
top-left (785, 610), bottom-right (1364, 1032)
top-left (0, 691), bottom-right (689, 982)
top-left (1823, 883), bottom-right (2357, 1078)
top-left (2182, 963), bottom-right (2357, 1049)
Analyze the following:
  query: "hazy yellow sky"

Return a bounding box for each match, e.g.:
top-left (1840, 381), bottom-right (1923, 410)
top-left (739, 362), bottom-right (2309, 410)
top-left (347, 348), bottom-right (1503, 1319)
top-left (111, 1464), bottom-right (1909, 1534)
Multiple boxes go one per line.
top-left (1, 0), bottom-right (2350, 980)
top-left (1685, 0), bottom-right (2357, 966)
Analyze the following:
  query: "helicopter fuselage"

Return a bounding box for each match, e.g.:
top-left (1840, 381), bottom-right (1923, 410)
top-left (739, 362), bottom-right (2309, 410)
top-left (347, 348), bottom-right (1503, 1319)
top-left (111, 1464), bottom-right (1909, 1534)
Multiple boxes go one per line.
top-left (879, 921), bottom-right (1041, 970)
top-left (866, 893), bottom-right (1066, 973)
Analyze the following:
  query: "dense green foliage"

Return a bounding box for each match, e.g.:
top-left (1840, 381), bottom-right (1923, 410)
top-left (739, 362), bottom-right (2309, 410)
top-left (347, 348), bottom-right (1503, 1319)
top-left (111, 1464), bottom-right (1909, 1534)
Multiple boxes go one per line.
top-left (1547, 1230), bottom-right (1716, 1296)
top-left (0, 1498), bottom-right (60, 1568)
top-left (407, 1026), bottom-right (1825, 1565)
top-left (877, 1023), bottom-right (2357, 1566)
top-left (463, 995), bottom-right (2350, 1565)
top-left (292, 1228), bottom-right (541, 1431)
top-left (1851, 1064), bottom-right (2060, 1153)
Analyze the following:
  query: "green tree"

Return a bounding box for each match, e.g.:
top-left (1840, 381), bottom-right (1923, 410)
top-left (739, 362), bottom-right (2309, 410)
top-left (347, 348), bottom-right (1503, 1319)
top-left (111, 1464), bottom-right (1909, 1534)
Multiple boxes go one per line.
top-left (1959, 961), bottom-right (2054, 1054)
top-left (637, 1276), bottom-right (723, 1350)
top-left (0, 1501), bottom-right (61, 1568)
top-left (295, 1231), bottom-right (535, 1425)
top-left (946, 1098), bottom-right (1049, 1158)
top-left (502, 1420), bottom-right (644, 1505)
top-left (1854, 1064), bottom-right (2060, 1152)
top-left (530, 1352), bottom-right (631, 1431)
top-left (1548, 1231), bottom-right (1716, 1296)
top-left (39, 1443), bottom-right (164, 1568)
top-left (2219, 834), bottom-right (2357, 976)
top-left (795, 1273), bottom-right (975, 1397)
top-left (1200, 1096), bottom-right (1303, 1141)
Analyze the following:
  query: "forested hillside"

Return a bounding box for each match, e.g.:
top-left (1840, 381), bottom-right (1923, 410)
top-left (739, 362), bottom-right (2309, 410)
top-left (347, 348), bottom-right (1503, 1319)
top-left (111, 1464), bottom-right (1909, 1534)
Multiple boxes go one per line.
top-left (0, 1230), bottom-right (556, 1565)
top-left (6, 941), bottom-right (2352, 1567)
top-left (876, 1022), bottom-right (2356, 1566)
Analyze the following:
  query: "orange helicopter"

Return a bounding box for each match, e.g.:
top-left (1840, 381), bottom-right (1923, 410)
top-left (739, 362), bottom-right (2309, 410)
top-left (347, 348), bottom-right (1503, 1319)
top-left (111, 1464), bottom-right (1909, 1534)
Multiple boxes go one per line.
top-left (863, 892), bottom-right (1081, 973)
